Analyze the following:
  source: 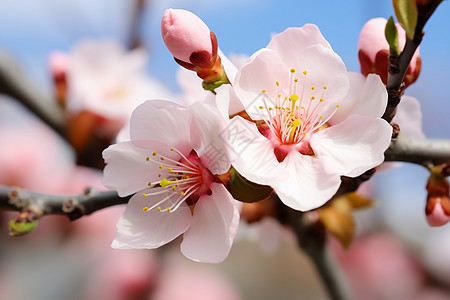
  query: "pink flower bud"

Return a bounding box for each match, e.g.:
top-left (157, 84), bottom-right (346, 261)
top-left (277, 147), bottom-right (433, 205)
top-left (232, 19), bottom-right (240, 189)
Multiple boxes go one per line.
top-left (425, 164), bottom-right (450, 227)
top-left (426, 198), bottom-right (450, 227)
top-left (161, 9), bottom-right (216, 69)
top-left (358, 18), bottom-right (421, 87)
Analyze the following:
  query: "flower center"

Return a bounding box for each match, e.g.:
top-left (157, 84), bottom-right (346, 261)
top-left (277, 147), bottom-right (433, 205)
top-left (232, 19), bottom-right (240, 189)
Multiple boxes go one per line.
top-left (256, 68), bottom-right (340, 161)
top-left (141, 148), bottom-right (214, 213)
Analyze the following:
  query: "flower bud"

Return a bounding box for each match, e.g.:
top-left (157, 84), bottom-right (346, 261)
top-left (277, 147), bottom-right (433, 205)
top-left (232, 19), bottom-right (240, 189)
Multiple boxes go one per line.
top-left (161, 9), bottom-right (229, 87)
top-left (48, 51), bottom-right (70, 106)
top-left (358, 18), bottom-right (421, 87)
top-left (162, 9), bottom-right (216, 69)
top-left (425, 164), bottom-right (450, 227)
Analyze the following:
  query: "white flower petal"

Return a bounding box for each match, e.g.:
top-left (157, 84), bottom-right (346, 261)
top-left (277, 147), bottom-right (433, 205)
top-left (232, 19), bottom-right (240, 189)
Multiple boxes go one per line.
top-left (277, 152), bottom-right (341, 211)
top-left (331, 73), bottom-right (387, 124)
top-left (181, 184), bottom-right (239, 263)
top-left (112, 192), bottom-right (192, 249)
top-left (130, 100), bottom-right (191, 152)
top-left (190, 102), bottom-right (231, 174)
top-left (289, 44), bottom-right (349, 109)
top-left (393, 95), bottom-right (425, 139)
top-left (311, 115), bottom-right (392, 177)
top-left (234, 49), bottom-right (290, 120)
top-left (103, 141), bottom-right (178, 197)
top-left (227, 116), bottom-right (284, 185)
top-left (267, 25), bottom-right (332, 62)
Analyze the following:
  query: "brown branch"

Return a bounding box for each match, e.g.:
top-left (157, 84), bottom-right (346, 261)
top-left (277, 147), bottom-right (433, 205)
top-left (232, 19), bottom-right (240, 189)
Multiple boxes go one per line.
top-left (0, 186), bottom-right (130, 221)
top-left (383, 1), bottom-right (443, 122)
top-left (0, 50), bottom-right (67, 138)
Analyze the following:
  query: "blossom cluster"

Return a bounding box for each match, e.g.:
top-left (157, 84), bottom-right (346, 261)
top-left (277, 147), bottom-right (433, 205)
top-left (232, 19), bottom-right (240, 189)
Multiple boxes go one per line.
top-left (100, 8), bottom-right (422, 263)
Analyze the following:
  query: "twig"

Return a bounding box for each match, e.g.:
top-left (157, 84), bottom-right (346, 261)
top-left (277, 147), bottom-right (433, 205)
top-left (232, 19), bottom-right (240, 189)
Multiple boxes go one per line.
top-left (0, 50), bottom-right (66, 138)
top-left (385, 134), bottom-right (450, 168)
top-left (0, 186), bottom-right (130, 221)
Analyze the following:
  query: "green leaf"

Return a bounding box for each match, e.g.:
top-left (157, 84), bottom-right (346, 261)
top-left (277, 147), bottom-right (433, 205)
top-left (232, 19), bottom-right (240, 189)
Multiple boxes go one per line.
top-left (392, 0), bottom-right (418, 39)
top-left (9, 220), bottom-right (37, 237)
top-left (385, 16), bottom-right (400, 57)
top-left (228, 167), bottom-right (273, 203)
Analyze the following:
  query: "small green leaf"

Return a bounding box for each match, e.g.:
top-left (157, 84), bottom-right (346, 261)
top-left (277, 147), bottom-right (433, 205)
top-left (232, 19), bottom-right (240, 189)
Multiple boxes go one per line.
top-left (228, 167), bottom-right (273, 203)
top-left (385, 16), bottom-right (400, 57)
top-left (392, 0), bottom-right (418, 39)
top-left (9, 220), bottom-right (37, 237)
top-left (202, 79), bottom-right (228, 92)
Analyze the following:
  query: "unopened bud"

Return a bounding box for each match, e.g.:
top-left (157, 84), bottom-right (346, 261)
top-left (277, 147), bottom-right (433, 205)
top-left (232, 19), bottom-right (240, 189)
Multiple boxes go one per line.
top-left (358, 18), bottom-right (421, 88)
top-left (425, 164), bottom-right (450, 227)
top-left (48, 51), bottom-right (70, 107)
top-left (161, 9), bottom-right (229, 88)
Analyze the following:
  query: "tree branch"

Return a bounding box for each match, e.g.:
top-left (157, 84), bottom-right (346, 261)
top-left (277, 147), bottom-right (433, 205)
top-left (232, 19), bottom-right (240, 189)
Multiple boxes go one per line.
top-left (0, 186), bottom-right (130, 221)
top-left (385, 134), bottom-right (450, 168)
top-left (0, 50), bottom-right (67, 138)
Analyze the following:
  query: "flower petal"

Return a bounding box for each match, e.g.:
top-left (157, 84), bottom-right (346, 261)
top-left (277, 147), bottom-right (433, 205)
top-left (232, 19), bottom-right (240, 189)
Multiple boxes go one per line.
top-left (181, 183), bottom-right (239, 263)
top-left (393, 95), bottom-right (425, 139)
top-left (267, 25), bottom-right (332, 61)
top-left (112, 192), bottom-right (192, 249)
top-left (277, 152), bottom-right (341, 211)
top-left (227, 116), bottom-right (284, 185)
top-left (311, 115), bottom-right (392, 177)
top-left (130, 100), bottom-right (191, 153)
top-left (289, 44), bottom-right (349, 109)
top-left (234, 49), bottom-right (290, 120)
top-left (330, 73), bottom-right (387, 124)
top-left (189, 101), bottom-right (231, 174)
top-left (103, 141), bottom-right (179, 197)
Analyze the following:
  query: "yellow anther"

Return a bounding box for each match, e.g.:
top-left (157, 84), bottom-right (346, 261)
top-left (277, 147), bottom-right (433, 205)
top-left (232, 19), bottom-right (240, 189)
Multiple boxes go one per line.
top-left (303, 133), bottom-right (308, 136)
top-left (181, 191), bottom-right (186, 196)
top-left (159, 165), bottom-right (163, 169)
top-left (336, 104), bottom-right (340, 108)
top-left (290, 68), bottom-right (296, 73)
top-left (170, 148), bottom-right (174, 151)
top-left (276, 81), bottom-right (280, 86)
top-left (143, 207), bottom-right (149, 212)
top-left (147, 182), bottom-right (152, 186)
top-left (161, 178), bottom-right (176, 188)
top-left (290, 94), bottom-right (299, 102)
top-left (269, 107), bottom-right (273, 111)
top-left (152, 152), bottom-right (157, 156)
top-left (311, 86), bottom-right (315, 90)
top-left (259, 106), bottom-right (264, 109)
top-left (262, 89), bottom-right (267, 93)
top-left (294, 78), bottom-right (299, 82)
top-left (311, 96), bottom-right (315, 100)
top-left (168, 167), bottom-right (173, 172)
top-left (160, 157), bottom-right (164, 161)
top-left (319, 115), bottom-right (323, 119)
top-left (278, 94), bottom-right (281, 98)
top-left (157, 207), bottom-right (162, 211)
top-left (146, 157), bottom-right (149, 161)
top-left (172, 186), bottom-right (176, 190)
top-left (158, 174), bottom-right (161, 177)
top-left (143, 193), bottom-right (147, 197)
top-left (285, 96), bottom-right (288, 100)
top-left (167, 208), bottom-right (172, 212)
top-left (303, 70), bottom-right (307, 75)
top-left (323, 86), bottom-right (328, 89)
top-left (320, 98), bottom-right (324, 102)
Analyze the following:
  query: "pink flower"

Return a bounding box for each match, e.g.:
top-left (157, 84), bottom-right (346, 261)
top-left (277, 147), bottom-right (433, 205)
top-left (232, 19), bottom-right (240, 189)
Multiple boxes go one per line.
top-left (228, 25), bottom-right (392, 211)
top-left (358, 17), bottom-right (421, 87)
top-left (161, 8), bottom-right (214, 68)
top-left (63, 39), bottom-right (172, 137)
top-left (102, 100), bottom-right (240, 263)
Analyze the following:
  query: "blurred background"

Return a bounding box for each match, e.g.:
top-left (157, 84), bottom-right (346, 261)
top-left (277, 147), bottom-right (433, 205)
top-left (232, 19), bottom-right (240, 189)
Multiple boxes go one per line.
top-left (0, 0), bottom-right (450, 299)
